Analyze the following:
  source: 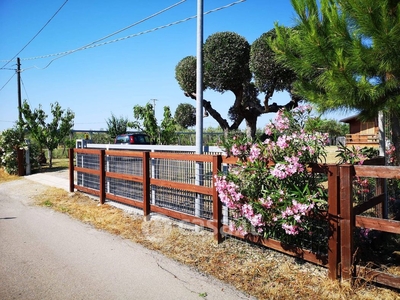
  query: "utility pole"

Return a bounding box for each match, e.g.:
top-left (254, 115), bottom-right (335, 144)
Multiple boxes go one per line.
top-left (17, 57), bottom-right (22, 123)
top-left (195, 0), bottom-right (204, 155)
top-left (149, 98), bottom-right (158, 114)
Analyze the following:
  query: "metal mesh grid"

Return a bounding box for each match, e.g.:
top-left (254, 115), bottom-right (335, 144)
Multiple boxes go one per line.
top-left (152, 185), bottom-right (213, 220)
top-left (76, 153), bottom-right (100, 190)
top-left (107, 178), bottom-right (143, 201)
top-left (76, 153), bottom-right (99, 169)
top-left (107, 155), bottom-right (143, 176)
top-left (152, 158), bottom-right (213, 187)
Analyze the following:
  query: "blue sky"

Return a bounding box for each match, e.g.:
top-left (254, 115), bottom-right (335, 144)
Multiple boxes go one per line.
top-left (0, 0), bottom-right (351, 132)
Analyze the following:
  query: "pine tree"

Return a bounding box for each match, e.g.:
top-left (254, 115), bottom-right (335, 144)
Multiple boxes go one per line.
top-left (271, 0), bottom-right (400, 163)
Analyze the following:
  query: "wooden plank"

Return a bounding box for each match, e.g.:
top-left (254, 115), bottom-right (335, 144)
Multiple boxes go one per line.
top-left (212, 155), bottom-right (223, 243)
top-left (150, 205), bottom-right (214, 229)
top-left (353, 194), bottom-right (385, 215)
top-left (150, 152), bottom-right (214, 162)
top-left (74, 185), bottom-right (100, 196)
top-left (74, 148), bottom-right (101, 155)
top-left (150, 178), bottom-right (213, 196)
top-left (17, 148), bottom-right (24, 176)
top-left (362, 157), bottom-right (385, 165)
top-left (222, 156), bottom-right (239, 164)
top-left (356, 215), bottom-right (400, 234)
top-left (99, 150), bottom-right (105, 204)
top-left (69, 148), bottom-right (75, 192)
top-left (222, 225), bottom-right (327, 266)
top-left (356, 266), bottom-right (400, 290)
top-left (354, 165), bottom-right (400, 179)
top-left (106, 193), bottom-right (143, 209)
top-left (142, 152), bottom-right (150, 218)
top-left (340, 164), bottom-right (355, 281)
top-left (74, 166), bottom-right (100, 176)
top-left (328, 165), bottom-right (340, 280)
top-left (105, 171), bottom-right (143, 183)
top-left (105, 150), bottom-right (143, 158)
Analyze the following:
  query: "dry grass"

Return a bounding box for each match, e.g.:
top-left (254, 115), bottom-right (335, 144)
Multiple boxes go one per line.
top-left (0, 168), bottom-right (21, 183)
top-left (32, 187), bottom-right (399, 300)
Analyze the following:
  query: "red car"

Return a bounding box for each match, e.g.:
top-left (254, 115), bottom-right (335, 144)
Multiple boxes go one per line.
top-left (114, 133), bottom-right (151, 144)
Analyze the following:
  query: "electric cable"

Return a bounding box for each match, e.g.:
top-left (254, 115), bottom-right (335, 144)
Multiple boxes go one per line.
top-left (1, 0), bottom-right (69, 70)
top-left (0, 0), bottom-right (185, 66)
top-left (20, 76), bottom-right (31, 105)
top-left (0, 72), bottom-right (16, 92)
top-left (15, 0), bottom-right (246, 70)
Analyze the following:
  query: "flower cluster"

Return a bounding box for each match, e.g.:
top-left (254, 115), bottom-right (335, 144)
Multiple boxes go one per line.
top-left (215, 106), bottom-right (328, 238)
top-left (386, 143), bottom-right (396, 165)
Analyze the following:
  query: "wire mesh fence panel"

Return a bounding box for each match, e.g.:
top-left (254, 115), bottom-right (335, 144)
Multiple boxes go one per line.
top-left (76, 153), bottom-right (100, 191)
top-left (152, 158), bottom-right (213, 187)
top-left (152, 185), bottom-right (213, 219)
top-left (107, 177), bottom-right (144, 201)
top-left (107, 155), bottom-right (143, 176)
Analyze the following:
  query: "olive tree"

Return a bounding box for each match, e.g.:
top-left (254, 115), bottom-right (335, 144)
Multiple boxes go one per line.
top-left (174, 103), bottom-right (196, 129)
top-left (175, 30), bottom-right (299, 139)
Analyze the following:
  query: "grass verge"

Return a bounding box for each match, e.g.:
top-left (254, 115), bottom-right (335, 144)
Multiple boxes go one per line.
top-left (33, 187), bottom-right (399, 300)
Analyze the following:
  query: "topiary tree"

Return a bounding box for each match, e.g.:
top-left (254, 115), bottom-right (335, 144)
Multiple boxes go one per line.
top-left (174, 103), bottom-right (196, 129)
top-left (175, 30), bottom-right (299, 139)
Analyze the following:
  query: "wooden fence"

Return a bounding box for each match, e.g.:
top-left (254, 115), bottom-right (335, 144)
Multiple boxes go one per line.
top-left (68, 148), bottom-right (400, 289)
top-left (345, 134), bottom-right (379, 147)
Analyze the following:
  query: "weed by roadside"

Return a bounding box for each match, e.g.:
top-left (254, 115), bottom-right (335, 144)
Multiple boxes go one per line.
top-left (0, 168), bottom-right (20, 183)
top-left (34, 187), bottom-right (399, 300)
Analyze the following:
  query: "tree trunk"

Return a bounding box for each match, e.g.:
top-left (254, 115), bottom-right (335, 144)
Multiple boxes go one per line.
top-left (390, 112), bottom-right (400, 165)
top-left (48, 149), bottom-right (53, 168)
top-left (245, 115), bottom-right (258, 140)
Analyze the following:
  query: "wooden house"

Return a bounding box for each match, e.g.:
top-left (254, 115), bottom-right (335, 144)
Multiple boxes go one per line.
top-left (340, 115), bottom-right (379, 147)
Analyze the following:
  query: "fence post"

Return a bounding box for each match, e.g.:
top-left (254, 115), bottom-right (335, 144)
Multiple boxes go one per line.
top-left (339, 164), bottom-right (355, 282)
top-left (17, 148), bottom-right (25, 176)
top-left (212, 155), bottom-right (223, 243)
top-left (143, 151), bottom-right (150, 220)
top-left (376, 178), bottom-right (386, 219)
top-left (69, 148), bottom-right (74, 192)
top-left (327, 164), bottom-right (340, 280)
top-left (99, 150), bottom-right (106, 205)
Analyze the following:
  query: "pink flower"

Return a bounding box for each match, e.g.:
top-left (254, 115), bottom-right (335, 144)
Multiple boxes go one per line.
top-left (282, 223), bottom-right (299, 235)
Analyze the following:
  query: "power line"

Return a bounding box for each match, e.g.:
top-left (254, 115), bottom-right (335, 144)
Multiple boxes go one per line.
top-left (2, 0), bottom-right (186, 69)
top-left (1, 0), bottom-right (69, 70)
top-left (20, 75), bottom-right (31, 104)
top-left (0, 72), bottom-right (16, 92)
top-left (9, 0), bottom-right (246, 70)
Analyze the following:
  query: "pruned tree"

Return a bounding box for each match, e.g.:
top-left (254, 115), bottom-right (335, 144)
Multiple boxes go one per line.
top-left (270, 0), bottom-right (400, 163)
top-left (174, 103), bottom-right (196, 129)
top-left (106, 113), bottom-right (129, 138)
top-left (175, 31), bottom-right (299, 139)
top-left (19, 100), bottom-right (75, 168)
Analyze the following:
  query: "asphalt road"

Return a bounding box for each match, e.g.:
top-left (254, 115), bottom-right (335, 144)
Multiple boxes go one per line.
top-left (0, 178), bottom-right (252, 300)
